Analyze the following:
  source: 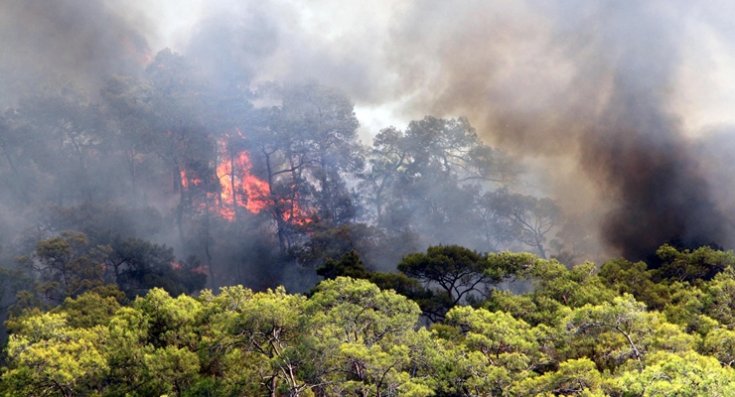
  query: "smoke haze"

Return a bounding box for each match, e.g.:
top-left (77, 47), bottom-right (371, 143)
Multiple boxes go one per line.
top-left (0, 0), bottom-right (151, 104)
top-left (2, 0), bottom-right (735, 269)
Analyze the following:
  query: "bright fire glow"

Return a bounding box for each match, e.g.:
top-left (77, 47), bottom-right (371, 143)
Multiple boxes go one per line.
top-left (214, 144), bottom-right (270, 220)
top-left (180, 137), bottom-right (313, 225)
top-left (179, 168), bottom-right (202, 189)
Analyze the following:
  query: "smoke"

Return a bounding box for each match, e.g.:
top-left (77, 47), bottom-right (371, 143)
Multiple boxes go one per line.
top-left (320, 0), bottom-right (734, 260)
top-left (361, 1), bottom-right (731, 259)
top-left (0, 0), bottom-right (150, 105)
top-left (3, 0), bottom-right (735, 264)
top-left (182, 1), bottom-right (735, 258)
top-left (542, 1), bottom-right (730, 259)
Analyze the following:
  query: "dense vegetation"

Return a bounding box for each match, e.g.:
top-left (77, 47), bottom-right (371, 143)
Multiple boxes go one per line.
top-left (4, 244), bottom-right (735, 396)
top-left (0, 47), bottom-right (578, 345)
top-left (3, 3), bottom-right (735, 396)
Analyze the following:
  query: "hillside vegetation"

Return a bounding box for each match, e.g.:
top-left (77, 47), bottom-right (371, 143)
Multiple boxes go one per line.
top-left (4, 244), bottom-right (735, 396)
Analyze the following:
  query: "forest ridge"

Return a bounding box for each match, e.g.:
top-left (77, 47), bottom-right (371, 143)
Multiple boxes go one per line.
top-left (3, 244), bottom-right (735, 396)
top-left (0, 48), bottom-right (569, 313)
top-left (4, 2), bottom-right (735, 396)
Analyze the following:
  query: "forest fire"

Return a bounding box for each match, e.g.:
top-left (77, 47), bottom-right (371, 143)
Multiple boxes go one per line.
top-left (214, 143), bottom-right (270, 220)
top-left (179, 168), bottom-right (202, 189)
top-left (180, 138), bottom-right (313, 225)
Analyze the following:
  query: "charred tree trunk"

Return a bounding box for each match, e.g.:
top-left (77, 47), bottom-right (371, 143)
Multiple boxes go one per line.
top-left (174, 164), bottom-right (185, 243)
top-left (229, 150), bottom-right (238, 222)
top-left (317, 155), bottom-right (333, 225)
top-left (262, 148), bottom-right (289, 253)
top-left (204, 202), bottom-right (217, 288)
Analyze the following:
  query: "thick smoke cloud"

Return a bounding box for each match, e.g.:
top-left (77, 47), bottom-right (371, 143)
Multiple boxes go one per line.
top-left (2, 0), bottom-right (734, 261)
top-left (537, 1), bottom-right (729, 259)
top-left (0, 0), bottom-right (149, 105)
top-left (180, 0), bottom-right (735, 258)
top-left (372, 0), bottom-right (734, 259)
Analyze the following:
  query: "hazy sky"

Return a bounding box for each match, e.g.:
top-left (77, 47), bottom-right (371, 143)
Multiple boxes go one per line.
top-left (5, 0), bottom-right (735, 257)
top-left (119, 0), bottom-right (735, 138)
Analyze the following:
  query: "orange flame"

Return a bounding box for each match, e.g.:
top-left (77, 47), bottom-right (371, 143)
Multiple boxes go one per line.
top-left (279, 192), bottom-right (312, 225)
top-left (170, 261), bottom-right (208, 275)
top-left (180, 169), bottom-right (188, 189)
top-left (215, 148), bottom-right (271, 218)
top-left (179, 168), bottom-right (202, 189)
top-left (179, 136), bottom-right (313, 224)
top-left (213, 142), bottom-right (269, 221)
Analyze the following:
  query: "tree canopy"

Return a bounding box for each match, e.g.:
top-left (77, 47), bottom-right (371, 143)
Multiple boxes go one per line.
top-left (5, 245), bottom-right (735, 396)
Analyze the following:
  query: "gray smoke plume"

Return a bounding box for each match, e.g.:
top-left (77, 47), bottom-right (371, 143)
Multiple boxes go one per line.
top-left (189, 0), bottom-right (735, 259)
top-left (376, 0), bottom-right (734, 259)
top-left (0, 0), bottom-right (150, 105)
top-left (3, 0), bottom-right (735, 262)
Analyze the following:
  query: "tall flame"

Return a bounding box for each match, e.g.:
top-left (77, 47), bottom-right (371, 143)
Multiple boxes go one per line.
top-left (180, 168), bottom-right (188, 189)
top-left (180, 136), bottom-right (313, 225)
top-left (214, 143), bottom-right (270, 220)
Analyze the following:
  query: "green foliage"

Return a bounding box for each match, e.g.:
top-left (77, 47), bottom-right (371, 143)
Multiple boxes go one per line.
top-left (700, 269), bottom-right (735, 328)
top-left (524, 260), bottom-right (616, 308)
top-left (56, 290), bottom-right (122, 328)
top-left (144, 345), bottom-right (200, 396)
top-left (599, 258), bottom-right (669, 309)
top-left (702, 328), bottom-right (735, 366)
top-left (134, 288), bottom-right (203, 349)
top-left (485, 257), bottom-right (615, 328)
top-left (444, 306), bottom-right (539, 359)
top-left (614, 351), bottom-right (735, 396)
top-left (515, 358), bottom-right (608, 396)
top-left (564, 295), bottom-right (696, 372)
top-left (485, 251), bottom-right (538, 280)
top-left (398, 245), bottom-right (495, 309)
top-left (307, 277), bottom-right (420, 346)
top-left (655, 244), bottom-right (735, 282)
top-left (316, 250), bottom-right (369, 280)
top-left (26, 231), bottom-right (109, 305)
top-left (661, 282), bottom-right (710, 334)
top-left (2, 312), bottom-right (109, 396)
top-left (316, 250), bottom-right (443, 322)
top-left (5, 247), bottom-right (735, 396)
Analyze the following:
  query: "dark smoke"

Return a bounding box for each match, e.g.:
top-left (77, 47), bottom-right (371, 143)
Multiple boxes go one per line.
top-left (586, 89), bottom-right (725, 260)
top-left (0, 0), bottom-right (149, 105)
top-left (2, 0), bottom-right (735, 270)
top-left (377, 0), bottom-right (734, 259)
top-left (568, 2), bottom-right (729, 259)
